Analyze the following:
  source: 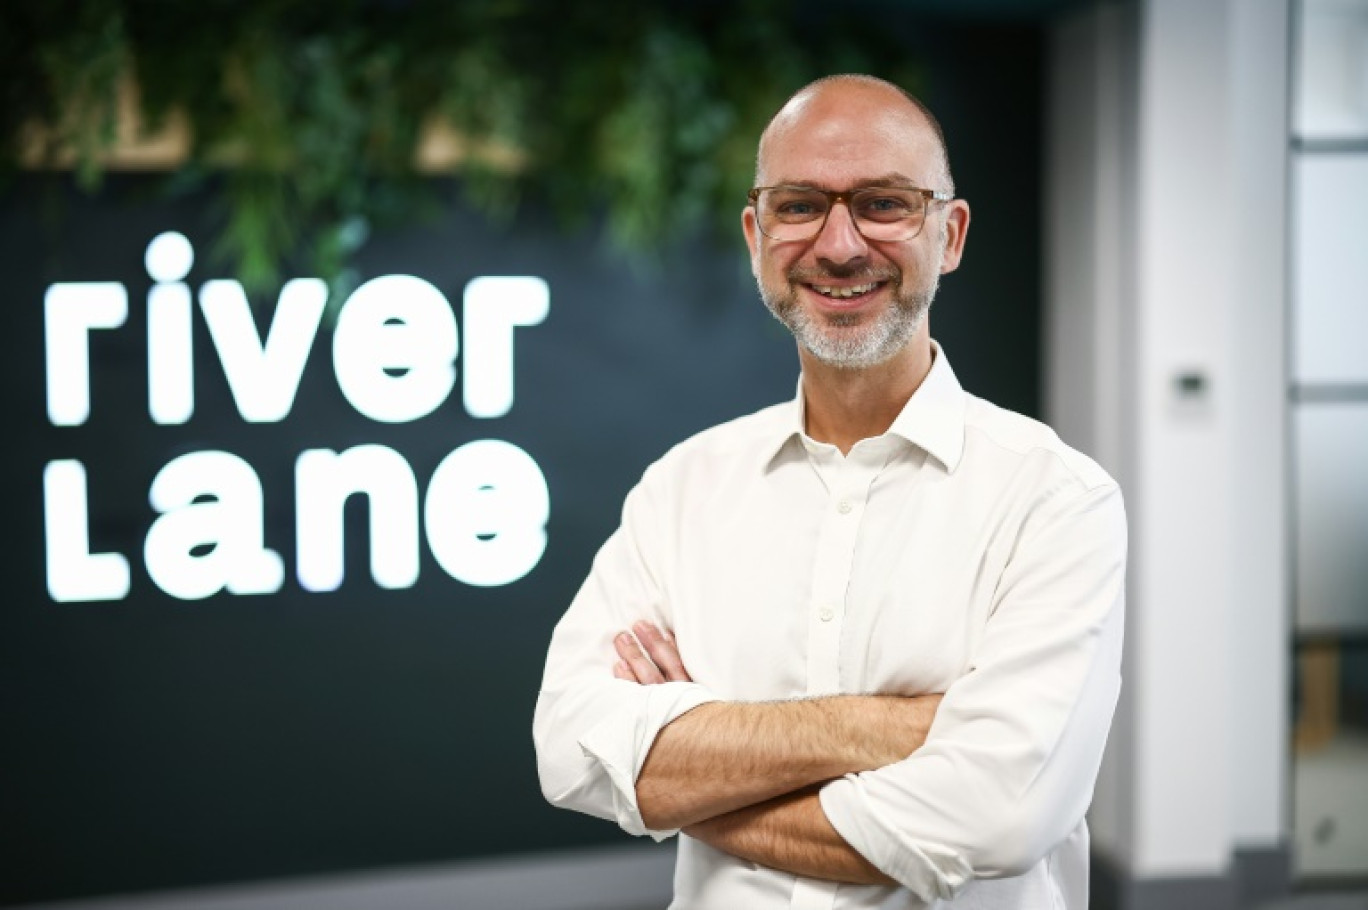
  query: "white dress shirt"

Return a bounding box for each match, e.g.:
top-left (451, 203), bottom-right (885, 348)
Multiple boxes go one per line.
top-left (534, 344), bottom-right (1126, 910)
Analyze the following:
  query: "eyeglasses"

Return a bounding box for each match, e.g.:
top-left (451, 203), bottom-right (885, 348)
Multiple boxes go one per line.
top-left (747, 184), bottom-right (953, 243)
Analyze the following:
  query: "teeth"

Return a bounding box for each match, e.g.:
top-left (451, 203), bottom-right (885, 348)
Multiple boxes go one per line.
top-left (813, 282), bottom-right (877, 298)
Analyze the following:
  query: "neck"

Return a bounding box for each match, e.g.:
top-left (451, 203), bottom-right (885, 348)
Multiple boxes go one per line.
top-left (799, 334), bottom-right (934, 455)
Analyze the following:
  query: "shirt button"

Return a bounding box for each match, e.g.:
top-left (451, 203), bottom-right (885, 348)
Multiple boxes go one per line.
top-left (837, 500), bottom-right (853, 514)
top-left (819, 607), bottom-right (835, 622)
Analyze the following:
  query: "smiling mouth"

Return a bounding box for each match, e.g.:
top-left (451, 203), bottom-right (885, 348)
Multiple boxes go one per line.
top-left (808, 281), bottom-right (882, 299)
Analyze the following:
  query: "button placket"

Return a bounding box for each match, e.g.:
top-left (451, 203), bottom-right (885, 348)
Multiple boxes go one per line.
top-left (790, 444), bottom-right (892, 909)
top-left (802, 454), bottom-right (878, 698)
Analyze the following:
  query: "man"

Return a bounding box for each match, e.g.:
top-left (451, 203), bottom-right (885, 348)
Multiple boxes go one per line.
top-left (533, 74), bottom-right (1125, 909)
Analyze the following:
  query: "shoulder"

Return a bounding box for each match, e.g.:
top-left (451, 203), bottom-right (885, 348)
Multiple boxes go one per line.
top-left (960, 393), bottom-right (1117, 496)
top-left (958, 395), bottom-right (1127, 558)
top-left (647, 400), bottom-right (791, 474)
top-left (617, 400), bottom-right (792, 513)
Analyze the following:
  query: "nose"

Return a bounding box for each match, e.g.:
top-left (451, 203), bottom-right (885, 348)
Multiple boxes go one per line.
top-left (811, 200), bottom-right (869, 267)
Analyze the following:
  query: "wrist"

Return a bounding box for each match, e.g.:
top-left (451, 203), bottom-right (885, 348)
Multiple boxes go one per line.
top-left (829, 694), bottom-right (933, 770)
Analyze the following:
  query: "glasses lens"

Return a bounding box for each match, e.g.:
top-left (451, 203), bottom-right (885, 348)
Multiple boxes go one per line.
top-left (850, 188), bottom-right (926, 241)
top-left (756, 188), bottom-right (829, 241)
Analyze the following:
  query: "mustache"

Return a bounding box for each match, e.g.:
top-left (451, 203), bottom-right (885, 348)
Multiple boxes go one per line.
top-left (788, 264), bottom-right (898, 284)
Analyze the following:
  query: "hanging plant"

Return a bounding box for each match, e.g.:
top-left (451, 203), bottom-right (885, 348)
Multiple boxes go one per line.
top-left (1, 0), bottom-right (924, 293)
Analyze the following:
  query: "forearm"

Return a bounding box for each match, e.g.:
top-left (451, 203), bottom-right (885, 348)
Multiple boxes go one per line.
top-left (637, 693), bottom-right (936, 830)
top-left (684, 788), bottom-right (894, 886)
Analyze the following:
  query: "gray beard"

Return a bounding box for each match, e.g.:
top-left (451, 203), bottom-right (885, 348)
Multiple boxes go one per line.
top-left (760, 270), bottom-right (939, 370)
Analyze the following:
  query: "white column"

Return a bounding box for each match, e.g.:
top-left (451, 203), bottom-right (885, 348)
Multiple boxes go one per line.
top-left (1227, 0), bottom-right (1291, 852)
top-left (1045, 0), bottom-right (1290, 879)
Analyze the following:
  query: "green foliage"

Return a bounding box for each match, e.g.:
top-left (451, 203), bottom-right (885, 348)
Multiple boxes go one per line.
top-left (1, 0), bottom-right (923, 291)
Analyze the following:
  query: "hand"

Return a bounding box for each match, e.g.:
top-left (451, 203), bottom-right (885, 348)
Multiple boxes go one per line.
top-left (613, 621), bottom-right (692, 684)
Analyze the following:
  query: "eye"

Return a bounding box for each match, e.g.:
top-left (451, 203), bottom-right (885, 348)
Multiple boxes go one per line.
top-left (855, 192), bottom-right (917, 221)
top-left (764, 189), bottom-right (827, 222)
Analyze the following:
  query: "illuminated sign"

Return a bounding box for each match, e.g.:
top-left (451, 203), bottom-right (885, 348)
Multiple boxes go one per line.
top-left (43, 232), bottom-right (550, 603)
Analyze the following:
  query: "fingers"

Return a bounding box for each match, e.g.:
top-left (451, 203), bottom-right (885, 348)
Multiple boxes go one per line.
top-left (611, 623), bottom-right (693, 685)
top-left (614, 631), bottom-right (665, 684)
top-left (633, 621), bottom-right (693, 683)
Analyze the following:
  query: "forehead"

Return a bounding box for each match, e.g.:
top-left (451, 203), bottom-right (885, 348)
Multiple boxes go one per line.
top-left (759, 86), bottom-right (938, 188)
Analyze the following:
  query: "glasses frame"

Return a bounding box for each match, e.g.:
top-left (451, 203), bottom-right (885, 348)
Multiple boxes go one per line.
top-left (747, 184), bottom-right (954, 243)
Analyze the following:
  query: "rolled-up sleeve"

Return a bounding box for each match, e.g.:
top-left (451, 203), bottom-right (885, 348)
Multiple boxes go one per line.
top-left (820, 479), bottom-right (1127, 901)
top-left (533, 463), bottom-right (719, 840)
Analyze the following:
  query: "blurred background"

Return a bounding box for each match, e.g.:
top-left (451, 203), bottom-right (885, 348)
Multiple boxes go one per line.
top-left (0, 0), bottom-right (1363, 908)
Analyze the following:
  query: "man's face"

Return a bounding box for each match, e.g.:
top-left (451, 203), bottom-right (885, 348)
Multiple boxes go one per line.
top-left (743, 86), bottom-right (966, 370)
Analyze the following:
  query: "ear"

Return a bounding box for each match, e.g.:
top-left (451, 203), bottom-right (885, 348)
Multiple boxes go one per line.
top-left (937, 199), bottom-right (971, 274)
top-left (741, 205), bottom-right (762, 276)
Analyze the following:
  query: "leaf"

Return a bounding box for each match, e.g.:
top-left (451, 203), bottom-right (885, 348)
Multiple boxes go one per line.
top-left (3, 0), bottom-right (928, 293)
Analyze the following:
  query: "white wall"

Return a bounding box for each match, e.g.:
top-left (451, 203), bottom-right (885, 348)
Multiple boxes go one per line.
top-left (1045, 0), bottom-right (1290, 878)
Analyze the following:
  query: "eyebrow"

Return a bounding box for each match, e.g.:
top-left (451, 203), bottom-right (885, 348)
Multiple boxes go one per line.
top-left (767, 173), bottom-right (923, 191)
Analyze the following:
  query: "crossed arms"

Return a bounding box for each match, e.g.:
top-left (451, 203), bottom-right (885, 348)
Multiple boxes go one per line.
top-left (533, 471), bottom-right (1127, 900)
top-left (611, 621), bottom-right (941, 885)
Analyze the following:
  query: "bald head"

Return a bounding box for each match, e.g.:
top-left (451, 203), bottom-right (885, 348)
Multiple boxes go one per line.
top-left (756, 74), bottom-right (954, 195)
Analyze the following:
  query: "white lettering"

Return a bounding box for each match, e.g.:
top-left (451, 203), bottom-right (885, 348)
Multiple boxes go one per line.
top-left (146, 232), bottom-right (198, 424)
top-left (462, 276), bottom-right (549, 419)
top-left (332, 274), bottom-right (457, 423)
top-left (43, 460), bottom-right (131, 602)
top-left (144, 231), bottom-right (194, 283)
top-left (295, 445), bottom-right (420, 593)
top-left (199, 278), bottom-right (328, 423)
top-left (144, 451), bottom-right (284, 600)
top-left (425, 439), bottom-right (549, 587)
top-left (42, 237), bottom-right (556, 603)
top-left (44, 283), bottom-right (128, 426)
top-left (148, 282), bottom-right (195, 424)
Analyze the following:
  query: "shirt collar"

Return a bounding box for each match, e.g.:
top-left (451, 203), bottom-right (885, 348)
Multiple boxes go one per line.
top-left (764, 340), bottom-right (967, 473)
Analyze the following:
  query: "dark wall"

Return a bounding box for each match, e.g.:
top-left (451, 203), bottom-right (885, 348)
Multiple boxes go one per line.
top-left (0, 22), bottom-right (1042, 906)
top-left (917, 22), bottom-right (1045, 413)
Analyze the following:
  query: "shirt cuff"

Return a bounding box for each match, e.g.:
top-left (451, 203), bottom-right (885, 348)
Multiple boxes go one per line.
top-left (577, 681), bottom-right (719, 841)
top-left (820, 774), bottom-right (973, 901)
